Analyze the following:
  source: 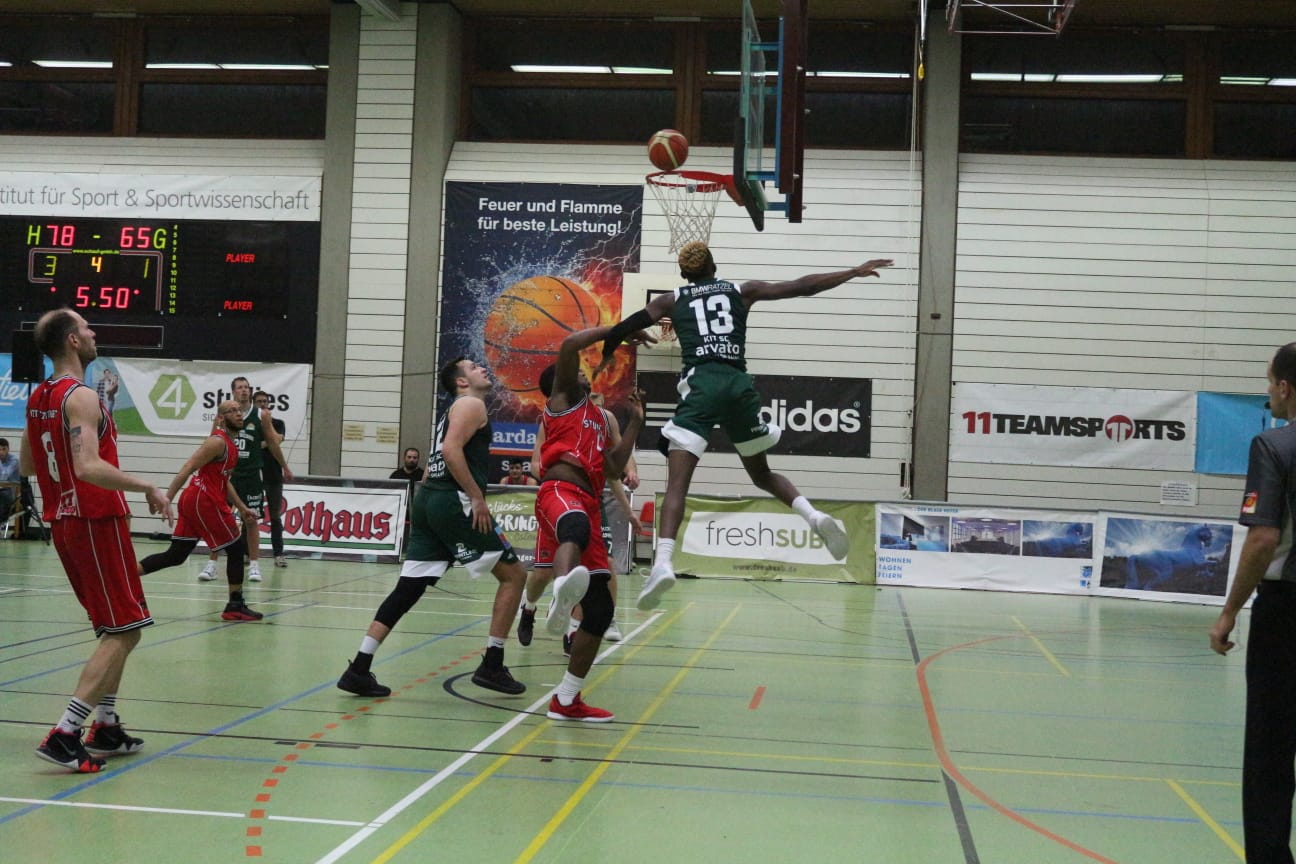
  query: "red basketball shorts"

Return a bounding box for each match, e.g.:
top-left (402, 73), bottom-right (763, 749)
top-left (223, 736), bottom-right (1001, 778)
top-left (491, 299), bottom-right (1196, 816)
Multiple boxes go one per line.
top-left (52, 516), bottom-right (153, 636)
top-left (534, 480), bottom-right (610, 575)
top-left (174, 488), bottom-right (240, 551)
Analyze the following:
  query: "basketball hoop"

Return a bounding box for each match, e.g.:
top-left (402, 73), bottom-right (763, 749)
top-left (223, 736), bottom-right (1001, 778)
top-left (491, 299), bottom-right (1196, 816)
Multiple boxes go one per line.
top-left (646, 170), bottom-right (742, 254)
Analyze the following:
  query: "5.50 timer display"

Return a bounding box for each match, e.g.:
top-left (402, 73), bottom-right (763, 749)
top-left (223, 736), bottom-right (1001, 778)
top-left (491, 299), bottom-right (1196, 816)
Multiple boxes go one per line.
top-left (1, 216), bottom-right (320, 363)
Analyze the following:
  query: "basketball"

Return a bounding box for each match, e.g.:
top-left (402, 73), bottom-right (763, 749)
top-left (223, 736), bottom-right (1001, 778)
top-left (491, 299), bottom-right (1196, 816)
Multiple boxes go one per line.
top-left (483, 275), bottom-right (603, 400)
top-left (647, 128), bottom-right (689, 171)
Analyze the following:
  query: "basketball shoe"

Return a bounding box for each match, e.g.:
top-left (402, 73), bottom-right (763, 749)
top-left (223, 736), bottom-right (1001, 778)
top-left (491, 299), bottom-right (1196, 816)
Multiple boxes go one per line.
top-left (811, 513), bottom-right (849, 560)
top-left (85, 721), bottom-right (145, 755)
top-left (546, 566), bottom-right (589, 636)
top-left (637, 563), bottom-right (675, 611)
top-left (198, 561), bottom-right (217, 581)
top-left (248, 562), bottom-right (263, 582)
top-left (517, 606), bottom-right (536, 646)
top-left (337, 664), bottom-right (391, 697)
top-left (471, 648), bottom-right (526, 695)
top-left (603, 620), bottom-right (624, 642)
top-left (221, 600), bottom-right (264, 621)
top-left (547, 692), bottom-right (613, 722)
top-left (35, 728), bottom-right (105, 773)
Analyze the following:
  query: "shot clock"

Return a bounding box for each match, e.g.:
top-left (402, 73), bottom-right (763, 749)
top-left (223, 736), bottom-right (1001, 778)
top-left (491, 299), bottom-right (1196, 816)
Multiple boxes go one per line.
top-left (2, 216), bottom-right (319, 362)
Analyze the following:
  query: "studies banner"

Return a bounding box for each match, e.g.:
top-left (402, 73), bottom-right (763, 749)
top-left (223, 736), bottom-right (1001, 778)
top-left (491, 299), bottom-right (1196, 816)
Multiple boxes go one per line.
top-left (99, 358), bottom-right (309, 438)
top-left (670, 494), bottom-right (875, 583)
top-left (950, 383), bottom-right (1196, 471)
top-left (876, 503), bottom-right (1097, 595)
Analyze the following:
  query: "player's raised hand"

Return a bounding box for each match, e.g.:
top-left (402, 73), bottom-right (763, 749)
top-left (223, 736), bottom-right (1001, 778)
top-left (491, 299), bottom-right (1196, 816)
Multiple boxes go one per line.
top-left (855, 259), bottom-right (894, 278)
top-left (625, 387), bottom-right (646, 422)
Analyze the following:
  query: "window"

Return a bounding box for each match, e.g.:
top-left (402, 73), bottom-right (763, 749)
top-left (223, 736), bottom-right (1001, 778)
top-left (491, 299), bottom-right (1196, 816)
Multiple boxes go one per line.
top-left (0, 14), bottom-right (328, 138)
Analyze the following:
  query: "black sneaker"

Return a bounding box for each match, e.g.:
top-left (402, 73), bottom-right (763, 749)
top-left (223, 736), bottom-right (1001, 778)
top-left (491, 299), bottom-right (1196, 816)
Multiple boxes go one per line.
top-left (337, 664), bottom-right (391, 697)
top-left (85, 721), bottom-right (145, 755)
top-left (517, 607), bottom-right (536, 647)
top-left (562, 631), bottom-right (573, 657)
top-left (471, 661), bottom-right (526, 695)
top-left (35, 728), bottom-right (105, 773)
top-left (221, 601), bottom-right (264, 622)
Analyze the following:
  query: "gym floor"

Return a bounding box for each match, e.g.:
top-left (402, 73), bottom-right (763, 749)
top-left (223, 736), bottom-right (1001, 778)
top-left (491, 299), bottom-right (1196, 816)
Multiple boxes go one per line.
top-left (0, 538), bottom-right (1252, 863)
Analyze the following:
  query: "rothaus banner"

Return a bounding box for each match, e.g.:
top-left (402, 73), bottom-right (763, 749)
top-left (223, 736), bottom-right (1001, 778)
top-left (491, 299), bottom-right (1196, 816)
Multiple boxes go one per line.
top-left (0, 172), bottom-right (320, 220)
top-left (950, 383), bottom-right (1196, 471)
top-left (88, 358), bottom-right (309, 439)
top-left (636, 371), bottom-right (871, 457)
top-left (669, 494), bottom-right (875, 583)
top-left (271, 478), bottom-right (406, 562)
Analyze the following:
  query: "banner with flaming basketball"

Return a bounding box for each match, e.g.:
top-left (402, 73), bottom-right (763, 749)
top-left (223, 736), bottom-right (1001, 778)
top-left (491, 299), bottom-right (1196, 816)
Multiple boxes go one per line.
top-left (440, 182), bottom-right (643, 456)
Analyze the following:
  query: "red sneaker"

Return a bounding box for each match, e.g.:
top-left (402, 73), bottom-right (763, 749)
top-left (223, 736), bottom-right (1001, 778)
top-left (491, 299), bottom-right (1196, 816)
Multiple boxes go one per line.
top-left (546, 692), bottom-right (614, 722)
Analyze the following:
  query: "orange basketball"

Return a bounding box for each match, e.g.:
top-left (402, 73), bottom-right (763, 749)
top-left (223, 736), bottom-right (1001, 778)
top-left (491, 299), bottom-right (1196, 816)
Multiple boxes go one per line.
top-left (484, 275), bottom-right (603, 399)
top-left (648, 128), bottom-right (689, 171)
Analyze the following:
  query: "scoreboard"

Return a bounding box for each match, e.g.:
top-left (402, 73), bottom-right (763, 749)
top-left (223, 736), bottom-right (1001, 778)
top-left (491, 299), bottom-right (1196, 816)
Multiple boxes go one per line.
top-left (2, 216), bottom-right (319, 363)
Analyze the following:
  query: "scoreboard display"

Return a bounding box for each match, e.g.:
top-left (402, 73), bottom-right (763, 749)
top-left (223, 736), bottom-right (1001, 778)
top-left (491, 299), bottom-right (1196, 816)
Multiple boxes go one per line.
top-left (2, 216), bottom-right (319, 363)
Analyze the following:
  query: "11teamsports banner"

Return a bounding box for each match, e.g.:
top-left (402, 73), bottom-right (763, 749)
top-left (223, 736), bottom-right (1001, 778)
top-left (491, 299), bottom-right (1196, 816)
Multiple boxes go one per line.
top-left (438, 181), bottom-right (643, 458)
top-left (950, 383), bottom-right (1197, 470)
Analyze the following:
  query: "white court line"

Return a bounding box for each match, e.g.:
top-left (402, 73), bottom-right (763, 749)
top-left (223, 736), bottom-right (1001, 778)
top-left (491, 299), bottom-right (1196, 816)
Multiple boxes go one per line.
top-left (315, 613), bottom-right (663, 864)
top-left (0, 796), bottom-right (366, 826)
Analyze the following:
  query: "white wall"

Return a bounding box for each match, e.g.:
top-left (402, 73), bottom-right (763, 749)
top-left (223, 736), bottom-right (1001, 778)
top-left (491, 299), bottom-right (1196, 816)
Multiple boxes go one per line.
top-left (443, 142), bottom-right (923, 507)
top-left (0, 136), bottom-right (324, 531)
top-left (950, 154), bottom-right (1296, 517)
top-left (338, 4), bottom-right (419, 478)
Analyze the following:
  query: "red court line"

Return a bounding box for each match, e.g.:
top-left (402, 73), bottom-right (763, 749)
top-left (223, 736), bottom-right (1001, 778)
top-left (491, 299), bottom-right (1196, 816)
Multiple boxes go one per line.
top-left (748, 685), bottom-right (766, 710)
top-left (916, 635), bottom-right (1120, 864)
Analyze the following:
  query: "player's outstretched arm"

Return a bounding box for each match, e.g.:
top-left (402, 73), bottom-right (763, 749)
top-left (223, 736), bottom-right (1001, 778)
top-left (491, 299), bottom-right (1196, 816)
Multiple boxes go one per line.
top-left (552, 325), bottom-right (617, 402)
top-left (741, 259), bottom-right (894, 304)
top-left (64, 386), bottom-right (174, 523)
top-left (167, 435), bottom-right (226, 501)
top-left (595, 292), bottom-right (673, 377)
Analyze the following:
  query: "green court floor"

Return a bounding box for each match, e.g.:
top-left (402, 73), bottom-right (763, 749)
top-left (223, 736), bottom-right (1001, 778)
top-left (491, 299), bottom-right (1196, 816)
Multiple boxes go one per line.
top-left (0, 538), bottom-right (1255, 863)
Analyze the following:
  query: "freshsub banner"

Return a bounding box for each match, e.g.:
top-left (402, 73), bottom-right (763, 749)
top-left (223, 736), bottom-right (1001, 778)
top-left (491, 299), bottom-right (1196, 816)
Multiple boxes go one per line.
top-left (950, 383), bottom-right (1196, 471)
top-left (670, 494), bottom-right (875, 583)
top-left (876, 503), bottom-right (1096, 594)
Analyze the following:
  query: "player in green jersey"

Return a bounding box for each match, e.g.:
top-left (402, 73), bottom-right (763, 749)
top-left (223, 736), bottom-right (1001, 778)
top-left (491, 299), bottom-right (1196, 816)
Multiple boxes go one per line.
top-left (599, 242), bottom-right (892, 610)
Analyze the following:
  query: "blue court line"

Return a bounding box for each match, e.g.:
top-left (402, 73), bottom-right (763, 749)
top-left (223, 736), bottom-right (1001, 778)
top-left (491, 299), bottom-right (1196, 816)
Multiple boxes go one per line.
top-left (0, 603), bottom-right (314, 688)
top-left (0, 615), bottom-right (487, 826)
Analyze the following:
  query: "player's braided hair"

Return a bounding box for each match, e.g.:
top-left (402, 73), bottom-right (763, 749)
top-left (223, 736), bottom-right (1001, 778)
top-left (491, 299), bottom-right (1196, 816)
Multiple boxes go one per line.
top-left (677, 241), bottom-right (712, 279)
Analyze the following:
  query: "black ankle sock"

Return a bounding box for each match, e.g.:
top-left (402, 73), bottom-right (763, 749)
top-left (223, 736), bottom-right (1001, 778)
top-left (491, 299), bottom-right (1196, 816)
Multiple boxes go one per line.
top-left (484, 645), bottom-right (504, 668)
top-left (351, 651), bottom-right (373, 674)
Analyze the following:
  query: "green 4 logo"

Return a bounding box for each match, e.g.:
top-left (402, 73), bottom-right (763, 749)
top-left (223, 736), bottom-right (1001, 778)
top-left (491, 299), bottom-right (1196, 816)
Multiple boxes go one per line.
top-left (149, 374), bottom-right (196, 419)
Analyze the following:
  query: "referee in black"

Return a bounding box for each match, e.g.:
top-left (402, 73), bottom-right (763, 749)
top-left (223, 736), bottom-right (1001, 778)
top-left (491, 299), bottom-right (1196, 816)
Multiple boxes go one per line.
top-left (1211, 341), bottom-right (1296, 864)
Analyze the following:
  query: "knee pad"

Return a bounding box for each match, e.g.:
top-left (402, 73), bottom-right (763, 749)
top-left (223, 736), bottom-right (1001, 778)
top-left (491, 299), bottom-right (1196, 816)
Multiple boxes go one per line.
top-left (374, 576), bottom-right (432, 628)
top-left (556, 511), bottom-right (591, 550)
top-left (577, 576), bottom-right (614, 636)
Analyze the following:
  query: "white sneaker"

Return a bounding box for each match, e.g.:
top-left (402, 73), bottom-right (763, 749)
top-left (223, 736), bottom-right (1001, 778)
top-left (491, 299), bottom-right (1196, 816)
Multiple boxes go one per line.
top-left (198, 563), bottom-right (217, 582)
top-left (604, 620), bottom-right (623, 642)
top-left (248, 564), bottom-right (263, 583)
top-left (637, 563), bottom-right (676, 611)
top-left (274, 555), bottom-right (287, 568)
top-left (812, 512), bottom-right (849, 560)
top-left (546, 566), bottom-right (589, 636)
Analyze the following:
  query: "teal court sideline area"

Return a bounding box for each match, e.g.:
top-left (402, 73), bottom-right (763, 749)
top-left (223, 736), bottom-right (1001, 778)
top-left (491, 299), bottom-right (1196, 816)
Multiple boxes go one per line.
top-left (0, 539), bottom-right (1249, 863)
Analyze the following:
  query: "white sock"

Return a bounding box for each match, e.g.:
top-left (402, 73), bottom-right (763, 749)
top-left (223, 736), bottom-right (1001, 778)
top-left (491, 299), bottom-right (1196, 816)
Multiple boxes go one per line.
top-left (57, 697), bottom-right (93, 734)
top-left (791, 496), bottom-right (818, 524)
top-left (359, 635), bottom-right (381, 655)
top-left (654, 539), bottom-right (675, 570)
top-left (567, 616), bottom-right (580, 634)
top-left (521, 597), bottom-right (537, 611)
top-left (487, 635), bottom-right (505, 650)
top-left (93, 694), bottom-right (119, 726)
top-left (556, 671), bottom-right (584, 706)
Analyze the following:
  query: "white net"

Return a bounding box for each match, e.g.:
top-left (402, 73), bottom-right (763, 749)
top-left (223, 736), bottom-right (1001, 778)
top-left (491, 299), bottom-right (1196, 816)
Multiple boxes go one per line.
top-left (647, 171), bottom-right (728, 254)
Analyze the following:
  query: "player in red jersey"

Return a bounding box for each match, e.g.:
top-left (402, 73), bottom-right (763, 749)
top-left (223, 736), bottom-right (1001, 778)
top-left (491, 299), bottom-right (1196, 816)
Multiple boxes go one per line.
top-left (532, 326), bottom-right (644, 722)
top-left (20, 309), bottom-right (173, 774)
top-left (138, 399), bottom-right (264, 621)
